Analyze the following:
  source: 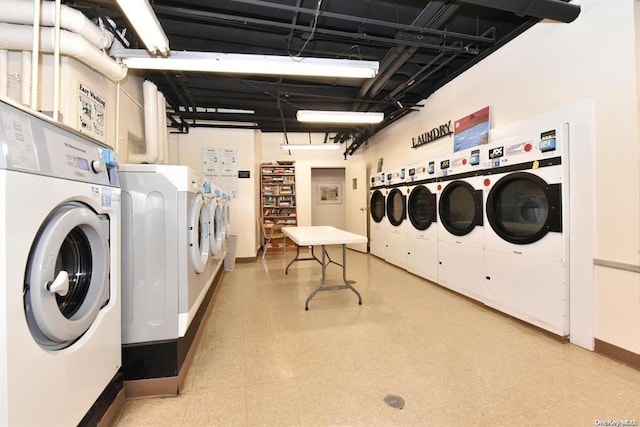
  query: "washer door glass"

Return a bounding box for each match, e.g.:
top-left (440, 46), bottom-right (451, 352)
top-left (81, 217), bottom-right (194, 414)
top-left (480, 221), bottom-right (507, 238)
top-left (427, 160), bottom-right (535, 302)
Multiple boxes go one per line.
top-left (209, 200), bottom-right (223, 257)
top-left (189, 194), bottom-right (210, 274)
top-left (370, 190), bottom-right (385, 223)
top-left (24, 202), bottom-right (110, 350)
top-left (408, 185), bottom-right (436, 231)
top-left (486, 172), bottom-right (561, 244)
top-left (386, 188), bottom-right (406, 227)
top-left (439, 181), bottom-right (482, 236)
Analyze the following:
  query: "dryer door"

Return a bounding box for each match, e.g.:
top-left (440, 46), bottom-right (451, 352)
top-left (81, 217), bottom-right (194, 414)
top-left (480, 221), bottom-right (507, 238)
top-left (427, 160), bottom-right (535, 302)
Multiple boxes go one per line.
top-left (386, 188), bottom-right (406, 227)
top-left (439, 180), bottom-right (483, 236)
top-left (369, 189), bottom-right (385, 223)
top-left (24, 202), bottom-right (110, 350)
top-left (189, 194), bottom-right (210, 273)
top-left (408, 185), bottom-right (436, 231)
top-left (486, 172), bottom-right (561, 244)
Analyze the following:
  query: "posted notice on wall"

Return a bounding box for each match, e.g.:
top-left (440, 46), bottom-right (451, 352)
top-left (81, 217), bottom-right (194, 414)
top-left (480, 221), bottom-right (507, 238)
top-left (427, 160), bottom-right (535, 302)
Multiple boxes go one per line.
top-left (78, 82), bottom-right (106, 143)
top-left (202, 148), bottom-right (238, 198)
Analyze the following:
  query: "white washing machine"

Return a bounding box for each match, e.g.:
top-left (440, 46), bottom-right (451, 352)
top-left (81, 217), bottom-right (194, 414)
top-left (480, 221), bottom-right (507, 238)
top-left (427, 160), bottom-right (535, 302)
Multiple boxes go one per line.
top-left (119, 164), bottom-right (212, 345)
top-left (208, 185), bottom-right (225, 259)
top-left (368, 171), bottom-right (387, 258)
top-left (481, 123), bottom-right (569, 336)
top-left (206, 184), bottom-right (226, 282)
top-left (406, 159), bottom-right (439, 282)
top-left (436, 147), bottom-right (485, 301)
top-left (385, 166), bottom-right (409, 269)
top-left (0, 99), bottom-right (121, 426)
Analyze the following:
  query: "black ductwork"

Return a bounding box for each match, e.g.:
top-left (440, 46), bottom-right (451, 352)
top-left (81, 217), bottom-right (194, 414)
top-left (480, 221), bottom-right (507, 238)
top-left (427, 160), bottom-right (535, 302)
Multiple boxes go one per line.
top-left (456, 0), bottom-right (580, 23)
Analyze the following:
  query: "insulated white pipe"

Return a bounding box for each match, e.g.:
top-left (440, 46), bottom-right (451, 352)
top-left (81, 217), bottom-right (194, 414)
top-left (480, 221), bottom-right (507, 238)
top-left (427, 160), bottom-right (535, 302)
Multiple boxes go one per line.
top-left (0, 24), bottom-right (127, 81)
top-left (53, 0), bottom-right (62, 121)
top-left (2, 0), bottom-right (114, 49)
top-left (156, 91), bottom-right (165, 164)
top-left (31, 0), bottom-right (41, 109)
top-left (21, 51), bottom-right (31, 105)
top-left (0, 50), bottom-right (8, 96)
top-left (129, 80), bottom-right (159, 164)
top-left (163, 96), bottom-right (169, 164)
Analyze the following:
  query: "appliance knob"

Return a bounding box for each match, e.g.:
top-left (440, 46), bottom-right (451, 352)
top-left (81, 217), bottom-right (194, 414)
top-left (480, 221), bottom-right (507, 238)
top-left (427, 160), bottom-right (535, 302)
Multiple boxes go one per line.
top-left (91, 160), bottom-right (104, 174)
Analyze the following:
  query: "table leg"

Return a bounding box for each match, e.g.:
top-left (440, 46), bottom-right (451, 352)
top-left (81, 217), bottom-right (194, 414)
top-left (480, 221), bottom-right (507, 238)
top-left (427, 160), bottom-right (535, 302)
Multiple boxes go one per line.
top-left (285, 245), bottom-right (323, 275)
top-left (304, 244), bottom-right (362, 310)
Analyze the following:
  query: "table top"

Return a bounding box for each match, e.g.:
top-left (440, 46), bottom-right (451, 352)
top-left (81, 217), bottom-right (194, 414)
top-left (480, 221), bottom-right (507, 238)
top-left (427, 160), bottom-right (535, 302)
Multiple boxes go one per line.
top-left (282, 226), bottom-right (368, 246)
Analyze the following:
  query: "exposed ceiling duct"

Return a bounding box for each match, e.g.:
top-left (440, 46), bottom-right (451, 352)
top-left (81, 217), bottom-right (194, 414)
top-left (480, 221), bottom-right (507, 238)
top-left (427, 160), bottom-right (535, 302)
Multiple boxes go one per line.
top-left (455, 0), bottom-right (580, 23)
top-left (73, 0), bottom-right (580, 155)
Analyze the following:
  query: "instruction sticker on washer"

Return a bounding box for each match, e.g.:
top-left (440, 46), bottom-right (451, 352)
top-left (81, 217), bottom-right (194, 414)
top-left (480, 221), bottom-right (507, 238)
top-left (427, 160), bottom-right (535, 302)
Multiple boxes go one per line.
top-left (0, 110), bottom-right (39, 171)
top-left (505, 140), bottom-right (533, 156)
top-left (101, 187), bottom-right (112, 208)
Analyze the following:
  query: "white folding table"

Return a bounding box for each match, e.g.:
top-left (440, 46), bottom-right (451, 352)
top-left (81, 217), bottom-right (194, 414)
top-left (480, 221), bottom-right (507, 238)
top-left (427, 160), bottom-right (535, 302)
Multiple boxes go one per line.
top-left (282, 226), bottom-right (367, 310)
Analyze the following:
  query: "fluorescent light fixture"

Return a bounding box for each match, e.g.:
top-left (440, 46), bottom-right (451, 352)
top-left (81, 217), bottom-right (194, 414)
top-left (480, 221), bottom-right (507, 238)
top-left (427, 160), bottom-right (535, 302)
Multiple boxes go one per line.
top-left (296, 110), bottom-right (384, 124)
top-left (280, 144), bottom-right (342, 151)
top-left (119, 50), bottom-right (379, 78)
top-left (115, 0), bottom-right (169, 55)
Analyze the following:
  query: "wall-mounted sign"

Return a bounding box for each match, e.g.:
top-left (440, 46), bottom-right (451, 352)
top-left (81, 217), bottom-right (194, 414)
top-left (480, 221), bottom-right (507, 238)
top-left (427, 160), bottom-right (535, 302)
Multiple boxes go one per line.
top-left (238, 170), bottom-right (250, 178)
top-left (453, 106), bottom-right (490, 152)
top-left (411, 120), bottom-right (452, 149)
top-left (78, 81), bottom-right (106, 143)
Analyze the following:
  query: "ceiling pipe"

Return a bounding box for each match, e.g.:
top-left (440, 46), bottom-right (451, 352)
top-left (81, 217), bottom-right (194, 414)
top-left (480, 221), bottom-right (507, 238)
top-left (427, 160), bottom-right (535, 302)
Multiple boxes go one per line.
top-left (129, 80), bottom-right (160, 164)
top-left (1, 0), bottom-right (114, 49)
top-left (0, 23), bottom-right (127, 81)
top-left (455, 0), bottom-right (580, 23)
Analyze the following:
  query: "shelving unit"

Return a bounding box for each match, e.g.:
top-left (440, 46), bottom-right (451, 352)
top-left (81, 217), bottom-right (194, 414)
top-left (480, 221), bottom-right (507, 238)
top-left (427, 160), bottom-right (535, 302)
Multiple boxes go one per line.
top-left (260, 162), bottom-right (297, 252)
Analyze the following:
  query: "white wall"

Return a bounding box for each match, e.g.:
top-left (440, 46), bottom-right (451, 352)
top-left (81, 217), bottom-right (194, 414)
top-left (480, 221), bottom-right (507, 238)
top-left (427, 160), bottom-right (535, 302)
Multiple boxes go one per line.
top-left (169, 127), bottom-right (259, 258)
top-left (261, 132), bottom-right (365, 227)
top-left (363, 0), bottom-right (640, 354)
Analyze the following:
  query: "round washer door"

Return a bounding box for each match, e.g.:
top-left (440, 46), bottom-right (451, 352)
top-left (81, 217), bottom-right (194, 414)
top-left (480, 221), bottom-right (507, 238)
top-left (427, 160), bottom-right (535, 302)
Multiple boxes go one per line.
top-left (209, 199), bottom-right (223, 257)
top-left (24, 202), bottom-right (110, 350)
top-left (386, 188), bottom-right (406, 227)
top-left (439, 180), bottom-right (483, 236)
top-left (408, 185), bottom-right (437, 231)
top-left (189, 194), bottom-right (210, 274)
top-left (370, 190), bottom-right (385, 223)
top-left (486, 172), bottom-right (562, 244)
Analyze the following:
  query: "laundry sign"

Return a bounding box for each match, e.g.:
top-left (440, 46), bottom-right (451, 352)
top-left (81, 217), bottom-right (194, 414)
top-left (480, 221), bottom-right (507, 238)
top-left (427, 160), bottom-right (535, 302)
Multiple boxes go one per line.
top-left (77, 82), bottom-right (106, 143)
top-left (411, 120), bottom-right (453, 149)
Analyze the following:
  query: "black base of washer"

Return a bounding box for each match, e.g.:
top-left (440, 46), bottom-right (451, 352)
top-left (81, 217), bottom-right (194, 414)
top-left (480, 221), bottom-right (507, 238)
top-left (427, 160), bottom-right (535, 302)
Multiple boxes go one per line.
top-left (121, 267), bottom-right (224, 381)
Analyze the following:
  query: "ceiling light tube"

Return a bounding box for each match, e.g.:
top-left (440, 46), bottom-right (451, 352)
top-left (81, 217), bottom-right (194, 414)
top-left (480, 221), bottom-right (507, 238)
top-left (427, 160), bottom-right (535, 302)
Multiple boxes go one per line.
top-left (120, 50), bottom-right (379, 78)
top-left (296, 110), bottom-right (384, 124)
top-left (115, 0), bottom-right (169, 55)
top-left (280, 144), bottom-right (342, 151)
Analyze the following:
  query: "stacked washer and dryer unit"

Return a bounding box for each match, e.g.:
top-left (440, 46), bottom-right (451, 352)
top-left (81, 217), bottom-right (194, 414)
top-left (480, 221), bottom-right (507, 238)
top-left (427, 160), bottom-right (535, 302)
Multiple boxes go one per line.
top-left (406, 160), bottom-right (439, 283)
top-left (384, 166), bottom-right (409, 269)
top-left (436, 147), bottom-right (485, 301)
top-left (119, 164), bottom-right (227, 392)
top-left (0, 99), bottom-right (122, 425)
top-left (481, 124), bottom-right (568, 336)
top-left (368, 171), bottom-right (387, 258)
top-left (374, 119), bottom-right (569, 338)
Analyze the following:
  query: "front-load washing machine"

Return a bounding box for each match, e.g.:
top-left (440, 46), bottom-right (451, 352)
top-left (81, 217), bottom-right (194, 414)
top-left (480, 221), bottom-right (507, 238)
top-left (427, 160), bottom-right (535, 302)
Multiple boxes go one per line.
top-left (368, 171), bottom-right (387, 258)
top-left (385, 166), bottom-right (409, 269)
top-left (406, 160), bottom-right (438, 282)
top-left (119, 164), bottom-right (212, 345)
top-left (437, 148), bottom-right (485, 301)
top-left (206, 184), bottom-right (226, 283)
top-left (481, 123), bottom-right (569, 336)
top-left (0, 99), bottom-right (121, 425)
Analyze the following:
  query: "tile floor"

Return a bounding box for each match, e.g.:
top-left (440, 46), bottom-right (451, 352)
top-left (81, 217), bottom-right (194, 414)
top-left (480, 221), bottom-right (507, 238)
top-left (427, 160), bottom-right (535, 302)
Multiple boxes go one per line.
top-left (115, 249), bottom-right (640, 426)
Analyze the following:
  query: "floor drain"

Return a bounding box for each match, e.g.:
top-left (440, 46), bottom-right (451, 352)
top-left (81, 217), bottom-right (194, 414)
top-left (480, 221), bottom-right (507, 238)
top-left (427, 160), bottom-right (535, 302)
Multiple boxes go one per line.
top-left (383, 394), bottom-right (405, 410)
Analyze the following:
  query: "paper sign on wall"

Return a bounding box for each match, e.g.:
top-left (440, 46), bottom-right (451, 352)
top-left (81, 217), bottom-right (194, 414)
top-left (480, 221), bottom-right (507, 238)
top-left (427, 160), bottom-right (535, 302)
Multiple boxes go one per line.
top-left (77, 82), bottom-right (106, 143)
top-left (202, 148), bottom-right (239, 198)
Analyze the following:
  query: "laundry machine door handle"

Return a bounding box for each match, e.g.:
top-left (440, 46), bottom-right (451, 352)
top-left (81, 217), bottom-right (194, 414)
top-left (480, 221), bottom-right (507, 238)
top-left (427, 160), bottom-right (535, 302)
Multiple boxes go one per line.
top-left (47, 271), bottom-right (69, 296)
